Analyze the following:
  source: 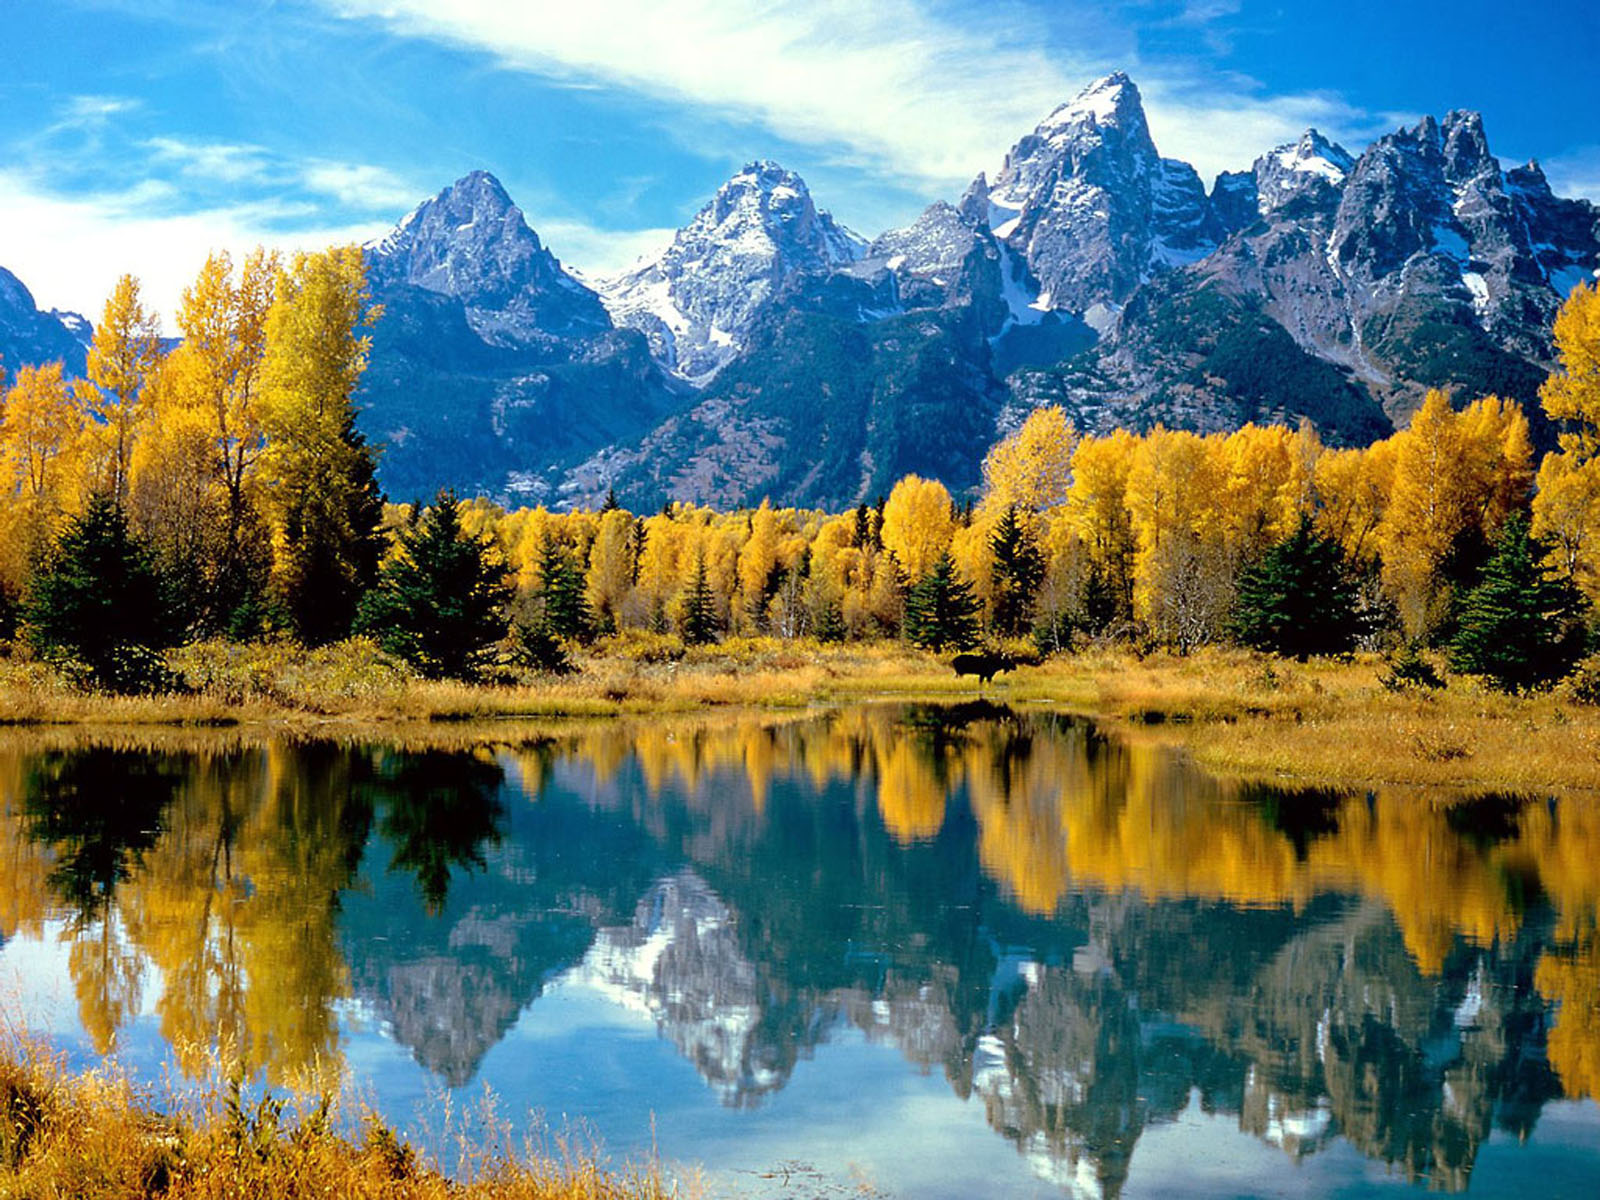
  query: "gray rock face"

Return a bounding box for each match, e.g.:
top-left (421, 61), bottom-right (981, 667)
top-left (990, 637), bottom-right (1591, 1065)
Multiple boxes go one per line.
top-left (964, 73), bottom-right (1223, 328)
top-left (358, 171), bottom-right (684, 503)
top-left (598, 160), bottom-right (865, 382)
top-left (0, 266), bottom-right (91, 379)
top-left (367, 169), bottom-right (611, 348)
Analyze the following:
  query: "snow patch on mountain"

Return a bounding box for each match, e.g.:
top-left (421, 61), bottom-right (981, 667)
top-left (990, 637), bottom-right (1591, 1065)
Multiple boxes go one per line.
top-left (599, 161), bottom-right (864, 383)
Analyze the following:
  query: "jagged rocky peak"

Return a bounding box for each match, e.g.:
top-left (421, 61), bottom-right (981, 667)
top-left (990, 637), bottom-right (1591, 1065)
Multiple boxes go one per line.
top-left (1252, 128), bottom-right (1355, 217)
top-left (599, 159), bottom-right (865, 382)
top-left (969, 71), bottom-right (1220, 324)
top-left (367, 169), bottom-right (611, 344)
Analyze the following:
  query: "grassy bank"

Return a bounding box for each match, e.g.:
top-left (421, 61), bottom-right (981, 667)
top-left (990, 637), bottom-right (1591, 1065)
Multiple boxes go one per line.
top-left (0, 1041), bottom-right (673, 1200)
top-left (0, 637), bottom-right (1593, 793)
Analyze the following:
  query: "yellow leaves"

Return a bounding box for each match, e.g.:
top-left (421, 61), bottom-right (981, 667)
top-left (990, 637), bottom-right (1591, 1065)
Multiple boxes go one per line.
top-left (980, 405), bottom-right (1077, 518)
top-left (1378, 390), bottom-right (1534, 638)
top-left (1542, 280), bottom-right (1600, 458)
top-left (86, 274), bottom-right (162, 503)
top-left (880, 474), bottom-right (954, 580)
top-left (1534, 452), bottom-right (1600, 601)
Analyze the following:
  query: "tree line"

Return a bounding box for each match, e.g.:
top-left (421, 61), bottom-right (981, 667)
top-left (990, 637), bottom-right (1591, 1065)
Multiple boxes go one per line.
top-left (2, 245), bottom-right (1599, 693)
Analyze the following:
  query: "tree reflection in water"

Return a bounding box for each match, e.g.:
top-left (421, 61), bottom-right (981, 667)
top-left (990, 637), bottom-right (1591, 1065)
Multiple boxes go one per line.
top-left (1, 705), bottom-right (1597, 1193)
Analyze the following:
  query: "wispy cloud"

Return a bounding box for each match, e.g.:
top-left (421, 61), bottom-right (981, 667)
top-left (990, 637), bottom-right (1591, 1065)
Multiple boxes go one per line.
top-left (143, 136), bottom-right (274, 184)
top-left (538, 220), bottom-right (678, 279)
top-left (0, 170), bottom-right (383, 330)
top-left (300, 162), bottom-right (423, 211)
top-left (1543, 147), bottom-right (1600, 204)
top-left (319, 0), bottom-right (1389, 186)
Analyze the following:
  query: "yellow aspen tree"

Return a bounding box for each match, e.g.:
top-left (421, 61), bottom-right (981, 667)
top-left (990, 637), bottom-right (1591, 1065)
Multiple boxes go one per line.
top-left (1458, 395), bottom-right (1534, 531)
top-left (127, 352), bottom-right (221, 595)
top-left (880, 474), bottom-right (954, 580)
top-left (1063, 431), bottom-right (1137, 622)
top-left (1218, 423), bottom-right (1308, 560)
top-left (1534, 452), bottom-right (1600, 602)
top-left (0, 363), bottom-right (88, 588)
top-left (586, 507), bottom-right (636, 630)
top-left (980, 405), bottom-right (1077, 519)
top-left (736, 500), bottom-right (780, 630)
top-left (1378, 390), bottom-right (1475, 638)
top-left (1125, 428), bottom-right (1225, 643)
top-left (86, 273), bottom-right (162, 503)
top-left (258, 246), bottom-right (384, 644)
top-left (1540, 281), bottom-right (1600, 458)
top-left (1534, 283), bottom-right (1600, 596)
top-left (1314, 441), bottom-right (1394, 564)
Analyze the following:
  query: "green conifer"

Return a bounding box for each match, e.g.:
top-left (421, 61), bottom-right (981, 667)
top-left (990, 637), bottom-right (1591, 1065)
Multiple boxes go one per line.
top-left (904, 553), bottom-right (983, 651)
top-left (356, 491), bottom-right (512, 680)
top-left (1449, 513), bottom-right (1587, 691)
top-left (990, 505), bottom-right (1046, 637)
top-left (1232, 516), bottom-right (1361, 660)
top-left (24, 494), bottom-right (174, 692)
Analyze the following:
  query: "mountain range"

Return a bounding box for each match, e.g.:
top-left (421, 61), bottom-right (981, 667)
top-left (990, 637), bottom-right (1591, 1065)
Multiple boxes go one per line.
top-left (3, 73), bottom-right (1596, 510)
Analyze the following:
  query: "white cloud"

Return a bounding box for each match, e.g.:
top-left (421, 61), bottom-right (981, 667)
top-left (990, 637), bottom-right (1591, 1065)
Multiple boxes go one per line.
top-left (1542, 148), bottom-right (1600, 204)
top-left (300, 161), bottom-right (424, 212)
top-left (319, 0), bottom-right (1392, 188)
top-left (143, 136), bottom-right (274, 184)
top-left (538, 221), bottom-right (677, 279)
top-left (0, 171), bottom-right (383, 332)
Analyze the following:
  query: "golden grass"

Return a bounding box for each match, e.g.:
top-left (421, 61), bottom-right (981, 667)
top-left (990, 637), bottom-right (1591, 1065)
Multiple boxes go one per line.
top-left (0, 639), bottom-right (1595, 793)
top-left (0, 1040), bottom-right (676, 1200)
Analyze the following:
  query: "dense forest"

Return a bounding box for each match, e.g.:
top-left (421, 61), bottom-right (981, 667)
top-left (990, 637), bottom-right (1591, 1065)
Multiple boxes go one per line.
top-left (1, 245), bottom-right (1598, 694)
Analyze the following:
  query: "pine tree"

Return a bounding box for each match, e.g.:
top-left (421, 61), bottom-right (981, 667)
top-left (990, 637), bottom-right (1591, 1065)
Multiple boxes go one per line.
top-left (990, 505), bottom-right (1046, 637)
top-left (600, 486), bottom-right (621, 513)
top-left (1449, 512), bottom-right (1587, 692)
top-left (356, 491), bottom-right (512, 680)
top-left (1233, 516), bottom-right (1361, 660)
top-left (681, 554), bottom-right (719, 645)
top-left (23, 495), bottom-right (173, 691)
top-left (534, 535), bottom-right (593, 641)
top-left (904, 553), bottom-right (983, 651)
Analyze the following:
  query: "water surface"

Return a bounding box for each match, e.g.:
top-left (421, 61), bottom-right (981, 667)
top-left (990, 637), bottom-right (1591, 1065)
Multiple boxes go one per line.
top-left (1, 704), bottom-right (1597, 1197)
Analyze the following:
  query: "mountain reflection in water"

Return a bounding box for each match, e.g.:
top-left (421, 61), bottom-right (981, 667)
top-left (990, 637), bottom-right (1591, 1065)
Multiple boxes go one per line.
top-left (1, 704), bottom-right (1597, 1196)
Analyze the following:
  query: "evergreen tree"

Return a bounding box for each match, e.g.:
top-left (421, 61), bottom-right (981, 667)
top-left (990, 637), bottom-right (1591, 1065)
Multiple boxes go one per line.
top-left (534, 535), bottom-right (593, 641)
top-left (1233, 516), bottom-right (1362, 660)
top-left (990, 505), bottom-right (1046, 637)
top-left (24, 495), bottom-right (174, 691)
top-left (854, 502), bottom-right (871, 549)
top-left (600, 486), bottom-right (621, 513)
top-left (904, 553), bottom-right (983, 651)
top-left (681, 554), bottom-right (719, 645)
top-left (356, 491), bottom-right (512, 680)
top-left (1449, 512), bottom-right (1587, 691)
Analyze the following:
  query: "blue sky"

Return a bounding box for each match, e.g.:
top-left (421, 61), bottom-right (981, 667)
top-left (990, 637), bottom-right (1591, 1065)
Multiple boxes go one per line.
top-left (1, 0), bottom-right (1596, 328)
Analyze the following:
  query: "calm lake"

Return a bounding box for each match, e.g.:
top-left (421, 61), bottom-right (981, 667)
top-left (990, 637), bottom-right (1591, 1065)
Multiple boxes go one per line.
top-left (2, 703), bottom-right (1598, 1197)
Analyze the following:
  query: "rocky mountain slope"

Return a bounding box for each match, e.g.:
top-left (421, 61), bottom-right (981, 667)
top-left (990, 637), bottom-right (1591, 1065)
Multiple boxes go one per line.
top-left (597, 160), bottom-right (866, 383)
top-left (0, 266), bottom-right (91, 380)
top-left (357, 171), bottom-right (685, 502)
top-left (4, 73), bottom-right (1595, 509)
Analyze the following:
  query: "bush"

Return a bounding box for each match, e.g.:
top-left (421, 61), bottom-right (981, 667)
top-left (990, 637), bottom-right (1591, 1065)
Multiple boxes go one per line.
top-left (509, 617), bottom-right (574, 675)
top-left (1559, 654), bottom-right (1600, 706)
top-left (596, 629), bottom-right (686, 664)
top-left (1380, 643), bottom-right (1445, 692)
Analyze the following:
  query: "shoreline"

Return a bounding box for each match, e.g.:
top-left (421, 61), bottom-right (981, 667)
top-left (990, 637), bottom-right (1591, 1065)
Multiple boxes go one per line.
top-left (0, 643), bottom-right (1593, 794)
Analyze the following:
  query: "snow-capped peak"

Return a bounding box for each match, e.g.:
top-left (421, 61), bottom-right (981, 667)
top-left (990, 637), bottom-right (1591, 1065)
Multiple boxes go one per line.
top-left (1040, 71), bottom-right (1138, 131)
top-left (1272, 130), bottom-right (1355, 183)
top-left (598, 160), bottom-right (864, 381)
